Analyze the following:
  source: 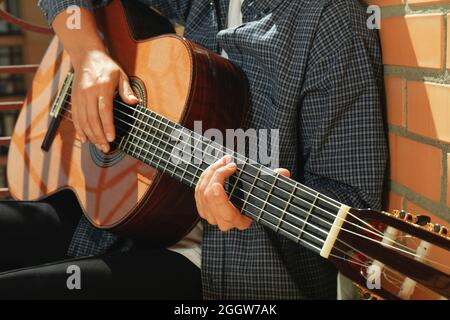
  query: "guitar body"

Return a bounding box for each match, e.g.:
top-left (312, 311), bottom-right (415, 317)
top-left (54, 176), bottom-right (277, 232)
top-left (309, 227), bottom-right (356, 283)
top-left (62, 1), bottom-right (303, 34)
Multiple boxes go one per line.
top-left (6, 0), bottom-right (247, 245)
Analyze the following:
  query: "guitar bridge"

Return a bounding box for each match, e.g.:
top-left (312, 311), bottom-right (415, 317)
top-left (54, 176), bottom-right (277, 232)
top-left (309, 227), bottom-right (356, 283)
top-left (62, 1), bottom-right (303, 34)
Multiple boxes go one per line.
top-left (41, 72), bottom-right (74, 152)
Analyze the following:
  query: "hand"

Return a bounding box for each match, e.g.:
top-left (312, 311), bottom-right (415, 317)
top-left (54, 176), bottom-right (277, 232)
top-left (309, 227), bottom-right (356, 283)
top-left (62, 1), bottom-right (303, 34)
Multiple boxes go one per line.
top-left (71, 49), bottom-right (139, 153)
top-left (195, 155), bottom-right (291, 232)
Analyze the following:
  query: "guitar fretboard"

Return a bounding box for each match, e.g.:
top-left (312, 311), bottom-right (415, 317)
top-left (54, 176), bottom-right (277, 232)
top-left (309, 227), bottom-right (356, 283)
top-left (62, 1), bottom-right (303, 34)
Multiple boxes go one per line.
top-left (112, 102), bottom-right (344, 255)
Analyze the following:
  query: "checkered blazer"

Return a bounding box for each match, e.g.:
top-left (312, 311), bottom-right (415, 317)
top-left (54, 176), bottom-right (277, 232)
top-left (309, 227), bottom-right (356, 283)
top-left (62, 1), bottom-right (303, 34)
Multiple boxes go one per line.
top-left (38, 0), bottom-right (388, 299)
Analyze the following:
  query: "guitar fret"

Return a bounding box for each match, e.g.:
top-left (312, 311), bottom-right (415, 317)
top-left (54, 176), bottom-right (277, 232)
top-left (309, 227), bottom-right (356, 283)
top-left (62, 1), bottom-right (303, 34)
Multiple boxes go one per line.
top-left (257, 176), bottom-right (277, 222)
top-left (148, 115), bottom-right (163, 166)
top-left (241, 168), bottom-right (260, 214)
top-left (276, 187), bottom-right (296, 233)
top-left (228, 157), bottom-right (246, 198)
top-left (129, 107), bottom-right (141, 156)
top-left (135, 107), bottom-right (146, 160)
top-left (156, 117), bottom-right (171, 168)
top-left (159, 119), bottom-right (175, 175)
top-left (189, 135), bottom-right (204, 187)
top-left (297, 193), bottom-right (319, 242)
top-left (140, 113), bottom-right (155, 164)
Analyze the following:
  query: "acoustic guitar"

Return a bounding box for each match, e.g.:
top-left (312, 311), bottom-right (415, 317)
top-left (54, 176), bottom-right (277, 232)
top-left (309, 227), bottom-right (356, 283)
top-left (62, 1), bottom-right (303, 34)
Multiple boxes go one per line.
top-left (7, 0), bottom-right (449, 300)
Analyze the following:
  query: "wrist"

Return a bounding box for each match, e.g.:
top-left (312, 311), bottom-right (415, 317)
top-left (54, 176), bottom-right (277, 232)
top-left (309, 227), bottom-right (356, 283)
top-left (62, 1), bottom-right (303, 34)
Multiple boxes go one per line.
top-left (70, 43), bottom-right (107, 70)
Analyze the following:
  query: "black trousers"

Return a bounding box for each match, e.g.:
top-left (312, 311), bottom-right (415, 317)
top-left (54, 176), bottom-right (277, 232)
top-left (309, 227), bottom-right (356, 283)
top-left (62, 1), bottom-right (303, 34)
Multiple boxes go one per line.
top-left (0, 190), bottom-right (202, 300)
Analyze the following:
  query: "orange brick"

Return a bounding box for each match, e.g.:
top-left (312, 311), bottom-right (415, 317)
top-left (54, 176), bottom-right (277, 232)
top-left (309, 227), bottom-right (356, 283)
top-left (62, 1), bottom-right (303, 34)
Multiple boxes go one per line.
top-left (408, 0), bottom-right (450, 4)
top-left (380, 14), bottom-right (444, 69)
top-left (448, 154), bottom-right (450, 207)
top-left (385, 77), bottom-right (405, 126)
top-left (389, 134), bottom-right (442, 201)
top-left (405, 201), bottom-right (433, 216)
top-left (448, 14), bottom-right (450, 70)
top-left (367, 0), bottom-right (403, 5)
top-left (407, 81), bottom-right (450, 143)
top-left (386, 191), bottom-right (403, 213)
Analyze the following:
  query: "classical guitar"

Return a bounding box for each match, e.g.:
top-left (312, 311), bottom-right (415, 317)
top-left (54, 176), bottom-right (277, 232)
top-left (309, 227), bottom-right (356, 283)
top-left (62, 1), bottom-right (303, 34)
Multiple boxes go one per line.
top-left (7, 0), bottom-right (450, 300)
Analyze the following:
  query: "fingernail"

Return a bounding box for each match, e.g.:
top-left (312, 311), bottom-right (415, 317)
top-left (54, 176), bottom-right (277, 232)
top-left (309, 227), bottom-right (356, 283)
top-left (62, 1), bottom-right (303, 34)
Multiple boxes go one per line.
top-left (129, 94), bottom-right (138, 101)
top-left (227, 162), bottom-right (237, 169)
top-left (102, 145), bottom-right (109, 153)
top-left (106, 133), bottom-right (115, 142)
top-left (223, 155), bottom-right (232, 164)
top-left (81, 137), bottom-right (87, 143)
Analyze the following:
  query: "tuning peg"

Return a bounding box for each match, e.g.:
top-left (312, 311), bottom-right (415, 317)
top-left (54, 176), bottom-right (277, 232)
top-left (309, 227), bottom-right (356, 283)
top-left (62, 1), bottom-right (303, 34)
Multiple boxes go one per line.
top-left (393, 210), bottom-right (416, 223)
top-left (392, 209), bottom-right (449, 240)
top-left (432, 224), bottom-right (448, 237)
top-left (414, 215), bottom-right (431, 226)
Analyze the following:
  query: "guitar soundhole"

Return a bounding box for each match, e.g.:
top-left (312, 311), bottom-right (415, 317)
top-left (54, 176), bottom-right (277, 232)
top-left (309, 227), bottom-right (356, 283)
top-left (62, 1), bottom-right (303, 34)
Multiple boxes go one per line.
top-left (90, 143), bottom-right (126, 168)
top-left (89, 77), bottom-right (147, 168)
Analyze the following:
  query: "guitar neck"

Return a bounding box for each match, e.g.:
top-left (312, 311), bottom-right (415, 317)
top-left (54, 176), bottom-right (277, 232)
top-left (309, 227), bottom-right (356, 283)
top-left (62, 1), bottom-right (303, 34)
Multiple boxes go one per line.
top-left (113, 103), bottom-right (350, 258)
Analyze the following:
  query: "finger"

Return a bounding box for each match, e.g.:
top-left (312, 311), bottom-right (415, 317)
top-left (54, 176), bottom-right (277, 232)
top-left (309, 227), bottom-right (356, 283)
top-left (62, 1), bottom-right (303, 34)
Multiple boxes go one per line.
top-left (209, 183), bottom-right (252, 231)
top-left (217, 220), bottom-right (235, 232)
top-left (194, 188), bottom-right (218, 225)
top-left (71, 94), bottom-right (87, 143)
top-left (274, 168), bottom-right (291, 178)
top-left (195, 156), bottom-right (233, 226)
top-left (204, 211), bottom-right (218, 226)
top-left (199, 155), bottom-right (233, 188)
top-left (86, 95), bottom-right (109, 151)
top-left (78, 99), bottom-right (99, 147)
top-left (98, 92), bottom-right (115, 143)
top-left (208, 160), bottom-right (237, 190)
top-left (119, 73), bottom-right (139, 105)
top-left (195, 155), bottom-right (232, 208)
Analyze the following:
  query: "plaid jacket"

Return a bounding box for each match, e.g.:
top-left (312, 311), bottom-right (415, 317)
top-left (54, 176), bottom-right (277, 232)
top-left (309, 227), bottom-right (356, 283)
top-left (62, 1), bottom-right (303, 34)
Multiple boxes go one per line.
top-left (38, 0), bottom-right (387, 299)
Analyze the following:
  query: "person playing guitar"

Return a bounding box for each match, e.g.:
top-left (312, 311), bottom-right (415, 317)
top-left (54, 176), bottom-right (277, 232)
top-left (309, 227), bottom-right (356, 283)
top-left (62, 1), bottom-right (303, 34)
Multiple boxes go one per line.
top-left (0, 0), bottom-right (388, 299)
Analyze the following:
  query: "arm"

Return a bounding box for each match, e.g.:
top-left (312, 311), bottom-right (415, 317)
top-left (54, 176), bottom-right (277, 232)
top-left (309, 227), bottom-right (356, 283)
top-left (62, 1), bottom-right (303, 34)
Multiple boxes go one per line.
top-left (38, 0), bottom-right (194, 151)
top-left (38, 0), bottom-right (138, 152)
top-left (301, 33), bottom-right (387, 210)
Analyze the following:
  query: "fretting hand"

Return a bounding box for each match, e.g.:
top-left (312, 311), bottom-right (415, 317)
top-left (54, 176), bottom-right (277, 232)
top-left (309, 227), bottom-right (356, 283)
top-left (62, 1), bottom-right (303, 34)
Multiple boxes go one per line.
top-left (195, 155), bottom-right (291, 232)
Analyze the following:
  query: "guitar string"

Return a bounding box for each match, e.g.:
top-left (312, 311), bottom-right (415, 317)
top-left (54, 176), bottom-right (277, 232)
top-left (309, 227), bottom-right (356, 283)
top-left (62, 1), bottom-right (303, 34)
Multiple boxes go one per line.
top-left (61, 96), bottom-right (389, 241)
top-left (62, 91), bottom-right (392, 242)
top-left (56, 111), bottom-right (450, 297)
top-left (54, 111), bottom-right (409, 280)
top-left (57, 103), bottom-right (400, 250)
top-left (58, 99), bottom-right (449, 268)
top-left (55, 111), bottom-right (450, 297)
top-left (56, 104), bottom-right (450, 271)
top-left (60, 97), bottom-right (448, 265)
top-left (63, 90), bottom-right (387, 243)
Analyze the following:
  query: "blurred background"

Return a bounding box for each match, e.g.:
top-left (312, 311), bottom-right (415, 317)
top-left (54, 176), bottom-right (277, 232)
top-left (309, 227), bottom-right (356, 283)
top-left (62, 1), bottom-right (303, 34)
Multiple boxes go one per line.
top-left (0, 0), bottom-right (51, 188)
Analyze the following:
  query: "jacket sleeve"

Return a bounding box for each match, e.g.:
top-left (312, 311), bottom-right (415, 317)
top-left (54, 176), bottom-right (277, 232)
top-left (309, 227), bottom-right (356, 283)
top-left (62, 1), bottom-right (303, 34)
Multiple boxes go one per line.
top-left (300, 32), bottom-right (387, 211)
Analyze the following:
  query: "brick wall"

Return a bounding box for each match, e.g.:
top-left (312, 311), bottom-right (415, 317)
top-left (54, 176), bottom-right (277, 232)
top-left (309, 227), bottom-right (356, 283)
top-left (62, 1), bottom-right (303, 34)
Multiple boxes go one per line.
top-left (368, 0), bottom-right (450, 224)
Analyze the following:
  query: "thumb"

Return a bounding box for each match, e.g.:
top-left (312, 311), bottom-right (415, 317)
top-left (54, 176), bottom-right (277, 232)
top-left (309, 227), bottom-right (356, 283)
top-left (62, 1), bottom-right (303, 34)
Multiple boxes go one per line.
top-left (119, 73), bottom-right (139, 105)
top-left (274, 168), bottom-right (290, 178)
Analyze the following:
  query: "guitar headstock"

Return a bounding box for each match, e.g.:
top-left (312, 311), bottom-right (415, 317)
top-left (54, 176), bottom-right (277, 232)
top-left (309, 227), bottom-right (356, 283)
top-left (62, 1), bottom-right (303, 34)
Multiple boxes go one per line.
top-left (329, 207), bottom-right (450, 300)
